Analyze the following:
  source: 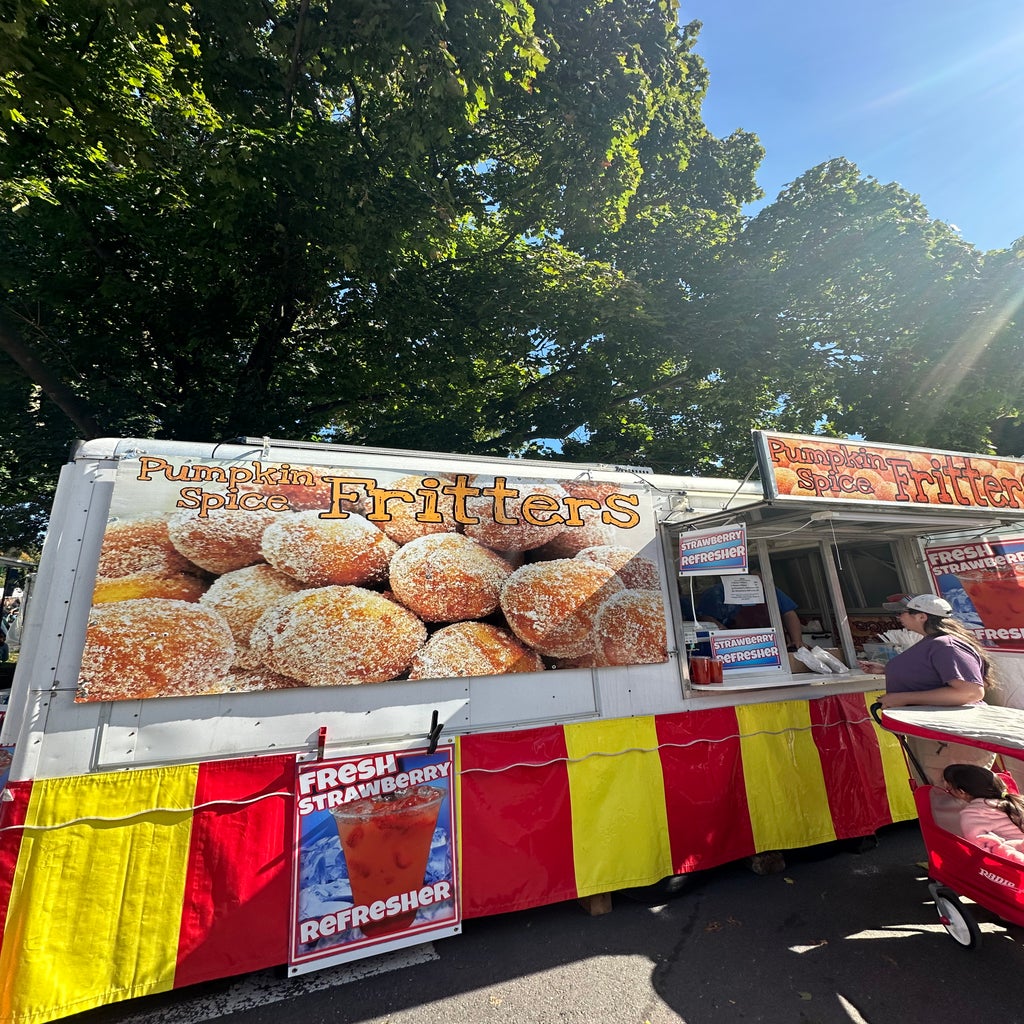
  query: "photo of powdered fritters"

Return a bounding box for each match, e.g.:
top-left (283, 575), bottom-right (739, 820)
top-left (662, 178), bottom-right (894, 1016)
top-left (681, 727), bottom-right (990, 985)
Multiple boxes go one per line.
top-left (261, 511), bottom-right (398, 586)
top-left (389, 533), bottom-right (513, 622)
top-left (464, 481), bottom-right (569, 552)
top-left (199, 563), bottom-right (305, 666)
top-left (250, 586), bottom-right (426, 684)
top-left (168, 507), bottom-right (283, 574)
top-left (408, 622), bottom-right (545, 679)
top-left (574, 545), bottom-right (661, 590)
top-left (78, 599), bottom-right (235, 701)
top-left (79, 458), bottom-right (666, 701)
top-left (500, 559), bottom-right (624, 659)
top-left (595, 590), bottom-right (668, 665)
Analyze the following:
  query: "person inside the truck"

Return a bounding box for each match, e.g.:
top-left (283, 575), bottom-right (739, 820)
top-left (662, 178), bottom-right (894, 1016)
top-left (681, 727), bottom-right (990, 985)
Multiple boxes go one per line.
top-left (696, 579), bottom-right (804, 651)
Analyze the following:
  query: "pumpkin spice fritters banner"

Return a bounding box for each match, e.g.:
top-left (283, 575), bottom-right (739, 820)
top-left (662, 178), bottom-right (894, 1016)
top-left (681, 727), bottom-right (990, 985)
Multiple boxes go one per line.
top-left (755, 431), bottom-right (1024, 510)
top-left (77, 455), bottom-right (668, 702)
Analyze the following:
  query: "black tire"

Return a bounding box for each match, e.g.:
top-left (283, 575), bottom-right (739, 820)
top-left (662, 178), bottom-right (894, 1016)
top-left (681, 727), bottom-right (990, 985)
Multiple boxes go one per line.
top-left (933, 886), bottom-right (981, 949)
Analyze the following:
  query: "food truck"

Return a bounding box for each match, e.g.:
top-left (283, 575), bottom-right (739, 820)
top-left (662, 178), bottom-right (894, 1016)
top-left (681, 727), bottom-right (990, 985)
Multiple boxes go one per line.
top-left (2, 430), bottom-right (1024, 1023)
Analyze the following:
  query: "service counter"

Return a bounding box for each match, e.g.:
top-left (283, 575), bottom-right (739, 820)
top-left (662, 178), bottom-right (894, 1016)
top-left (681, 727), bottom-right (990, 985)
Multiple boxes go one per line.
top-left (685, 670), bottom-right (882, 708)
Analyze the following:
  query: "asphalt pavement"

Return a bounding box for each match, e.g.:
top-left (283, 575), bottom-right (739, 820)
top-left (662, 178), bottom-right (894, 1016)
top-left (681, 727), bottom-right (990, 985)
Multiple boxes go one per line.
top-left (71, 820), bottom-right (1024, 1024)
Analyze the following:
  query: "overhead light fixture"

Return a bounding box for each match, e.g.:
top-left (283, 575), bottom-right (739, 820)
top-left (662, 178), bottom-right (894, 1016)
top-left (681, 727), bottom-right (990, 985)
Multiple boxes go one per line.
top-left (808, 510), bottom-right (1001, 531)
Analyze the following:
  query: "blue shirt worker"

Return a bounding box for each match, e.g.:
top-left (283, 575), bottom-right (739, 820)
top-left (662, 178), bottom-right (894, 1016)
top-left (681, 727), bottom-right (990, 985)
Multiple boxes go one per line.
top-left (697, 582), bottom-right (804, 651)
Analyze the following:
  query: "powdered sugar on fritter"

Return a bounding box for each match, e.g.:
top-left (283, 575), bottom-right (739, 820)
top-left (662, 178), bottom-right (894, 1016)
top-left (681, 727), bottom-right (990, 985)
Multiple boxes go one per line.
top-left (249, 586), bottom-right (426, 685)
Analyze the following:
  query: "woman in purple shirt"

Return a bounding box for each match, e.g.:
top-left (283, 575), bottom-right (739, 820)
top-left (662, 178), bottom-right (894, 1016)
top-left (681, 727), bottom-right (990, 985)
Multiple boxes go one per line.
top-left (859, 593), bottom-right (994, 706)
top-left (858, 593), bottom-right (996, 782)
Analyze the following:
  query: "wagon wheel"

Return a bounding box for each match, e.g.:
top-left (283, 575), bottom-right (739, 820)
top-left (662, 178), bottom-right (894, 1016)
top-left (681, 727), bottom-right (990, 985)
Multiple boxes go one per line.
top-left (931, 885), bottom-right (981, 949)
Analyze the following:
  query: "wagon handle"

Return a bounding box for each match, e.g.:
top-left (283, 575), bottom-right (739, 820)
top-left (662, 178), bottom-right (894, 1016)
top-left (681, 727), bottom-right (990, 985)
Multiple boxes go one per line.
top-left (869, 700), bottom-right (930, 785)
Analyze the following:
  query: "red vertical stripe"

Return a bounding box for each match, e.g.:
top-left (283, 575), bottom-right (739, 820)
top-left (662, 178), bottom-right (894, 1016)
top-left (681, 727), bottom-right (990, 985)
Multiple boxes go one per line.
top-left (808, 693), bottom-right (893, 839)
top-left (656, 708), bottom-right (755, 873)
top-left (0, 780), bottom-right (31, 946)
top-left (460, 726), bottom-right (576, 918)
top-left (174, 755), bottom-right (294, 989)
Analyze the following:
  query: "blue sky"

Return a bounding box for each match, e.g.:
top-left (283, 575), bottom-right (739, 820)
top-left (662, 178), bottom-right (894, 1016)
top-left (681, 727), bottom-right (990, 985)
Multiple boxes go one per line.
top-left (682, 0), bottom-right (1024, 252)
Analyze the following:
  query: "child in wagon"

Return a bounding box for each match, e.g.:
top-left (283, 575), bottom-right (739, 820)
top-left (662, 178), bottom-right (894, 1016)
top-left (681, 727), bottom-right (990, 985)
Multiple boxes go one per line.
top-left (943, 763), bottom-right (1024, 863)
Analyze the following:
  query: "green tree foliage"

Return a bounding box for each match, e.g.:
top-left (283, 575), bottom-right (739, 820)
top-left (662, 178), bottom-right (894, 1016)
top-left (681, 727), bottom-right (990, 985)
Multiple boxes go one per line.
top-left (3, 4), bottom-right (1022, 552)
top-left (566, 159), bottom-right (1024, 477)
top-left (728, 160), bottom-right (1024, 454)
top-left (0, 0), bottom-right (763, 545)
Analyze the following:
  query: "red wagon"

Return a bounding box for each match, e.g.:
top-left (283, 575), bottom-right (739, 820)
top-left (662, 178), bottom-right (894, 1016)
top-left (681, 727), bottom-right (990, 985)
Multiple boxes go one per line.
top-left (879, 704), bottom-right (1024, 948)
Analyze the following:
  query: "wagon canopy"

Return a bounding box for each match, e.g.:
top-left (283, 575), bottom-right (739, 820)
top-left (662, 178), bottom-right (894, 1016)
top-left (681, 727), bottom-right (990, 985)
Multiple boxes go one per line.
top-left (881, 704), bottom-right (1024, 760)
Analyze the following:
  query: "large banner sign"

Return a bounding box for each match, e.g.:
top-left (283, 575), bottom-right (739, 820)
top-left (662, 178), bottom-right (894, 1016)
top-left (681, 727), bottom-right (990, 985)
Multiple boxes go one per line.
top-left (678, 524), bottom-right (748, 576)
top-left (925, 536), bottom-right (1024, 652)
top-left (755, 431), bottom-right (1024, 510)
top-left (77, 455), bottom-right (667, 701)
top-left (289, 745), bottom-right (459, 973)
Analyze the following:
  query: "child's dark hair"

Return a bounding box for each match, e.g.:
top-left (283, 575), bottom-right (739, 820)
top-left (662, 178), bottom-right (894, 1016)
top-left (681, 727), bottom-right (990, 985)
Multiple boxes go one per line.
top-left (943, 763), bottom-right (1024, 830)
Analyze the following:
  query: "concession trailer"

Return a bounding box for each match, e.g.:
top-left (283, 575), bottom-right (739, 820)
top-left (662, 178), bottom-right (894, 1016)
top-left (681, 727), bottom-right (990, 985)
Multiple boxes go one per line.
top-left (2, 430), bottom-right (1024, 1022)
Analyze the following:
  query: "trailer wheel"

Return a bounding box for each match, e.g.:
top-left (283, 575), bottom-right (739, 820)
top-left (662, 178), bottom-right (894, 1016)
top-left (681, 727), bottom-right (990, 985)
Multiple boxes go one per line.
top-left (932, 886), bottom-right (981, 949)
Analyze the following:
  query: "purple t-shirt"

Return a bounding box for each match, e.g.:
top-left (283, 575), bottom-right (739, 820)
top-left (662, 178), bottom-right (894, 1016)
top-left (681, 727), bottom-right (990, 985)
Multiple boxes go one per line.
top-left (884, 634), bottom-right (984, 694)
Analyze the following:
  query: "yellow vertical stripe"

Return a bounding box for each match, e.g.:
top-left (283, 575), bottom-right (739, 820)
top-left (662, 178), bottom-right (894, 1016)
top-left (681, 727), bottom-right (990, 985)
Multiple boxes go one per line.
top-left (863, 691), bottom-right (918, 824)
top-left (564, 717), bottom-right (672, 897)
top-left (737, 701), bottom-right (836, 851)
top-left (0, 765), bottom-right (199, 1024)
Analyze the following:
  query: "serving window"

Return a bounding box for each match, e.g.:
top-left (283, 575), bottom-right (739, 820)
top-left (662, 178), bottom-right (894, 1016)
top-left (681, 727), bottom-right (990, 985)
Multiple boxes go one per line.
top-left (672, 509), bottom-right (952, 684)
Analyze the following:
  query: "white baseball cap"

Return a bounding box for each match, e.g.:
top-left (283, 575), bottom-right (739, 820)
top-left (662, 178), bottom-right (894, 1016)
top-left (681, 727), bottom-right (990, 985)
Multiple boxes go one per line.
top-left (882, 593), bottom-right (953, 617)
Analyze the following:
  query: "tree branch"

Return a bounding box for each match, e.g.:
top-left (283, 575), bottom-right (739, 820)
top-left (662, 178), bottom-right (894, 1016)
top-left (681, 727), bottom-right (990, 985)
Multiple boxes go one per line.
top-left (282, 0), bottom-right (311, 123)
top-left (347, 78), bottom-right (377, 161)
top-left (0, 311), bottom-right (103, 437)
